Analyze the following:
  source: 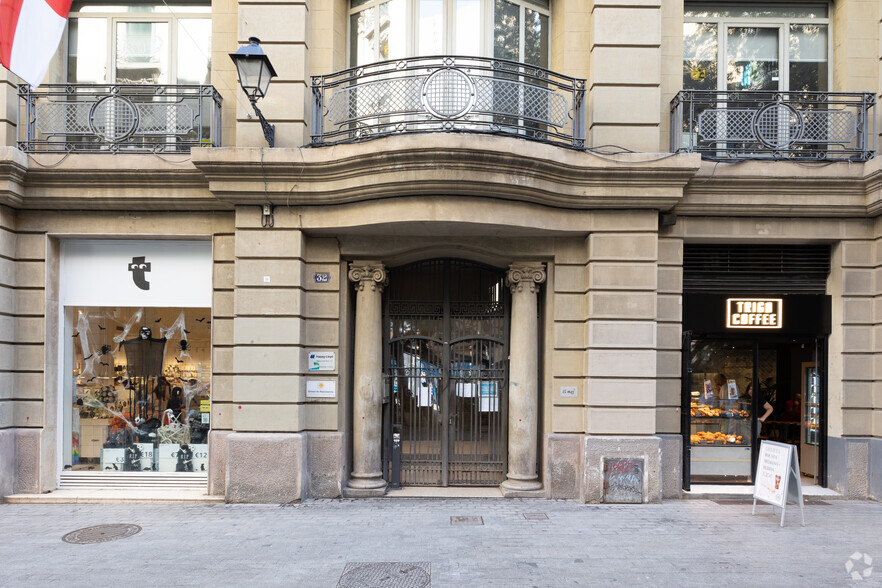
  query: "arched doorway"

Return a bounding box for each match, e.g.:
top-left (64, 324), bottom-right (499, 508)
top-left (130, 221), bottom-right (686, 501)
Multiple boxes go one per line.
top-left (383, 259), bottom-right (509, 486)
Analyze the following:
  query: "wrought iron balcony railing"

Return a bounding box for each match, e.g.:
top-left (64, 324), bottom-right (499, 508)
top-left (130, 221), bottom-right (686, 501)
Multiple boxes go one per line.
top-left (18, 84), bottom-right (222, 153)
top-left (310, 56), bottom-right (586, 149)
top-left (671, 90), bottom-right (875, 161)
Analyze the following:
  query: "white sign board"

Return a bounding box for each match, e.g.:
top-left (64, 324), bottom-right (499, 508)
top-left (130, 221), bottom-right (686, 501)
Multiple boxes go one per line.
top-left (752, 440), bottom-right (805, 527)
top-left (560, 386), bottom-right (577, 398)
top-left (306, 380), bottom-right (336, 398)
top-left (308, 351), bottom-right (336, 372)
top-left (191, 443), bottom-right (209, 473)
top-left (100, 448), bottom-right (125, 471)
top-left (158, 443), bottom-right (181, 472)
top-left (61, 239), bottom-right (212, 307)
top-left (754, 441), bottom-right (791, 506)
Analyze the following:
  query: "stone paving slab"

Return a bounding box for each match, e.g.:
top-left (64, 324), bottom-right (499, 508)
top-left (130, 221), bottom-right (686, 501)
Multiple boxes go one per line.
top-left (0, 498), bottom-right (880, 586)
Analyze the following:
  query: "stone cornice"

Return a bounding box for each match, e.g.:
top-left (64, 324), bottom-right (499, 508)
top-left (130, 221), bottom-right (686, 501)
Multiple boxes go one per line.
top-left (0, 147), bottom-right (29, 208)
top-left (190, 134), bottom-right (701, 210)
top-left (678, 159), bottom-right (877, 218)
top-left (862, 159), bottom-right (882, 216)
top-left (0, 151), bottom-right (229, 211)
top-left (5, 139), bottom-right (882, 217)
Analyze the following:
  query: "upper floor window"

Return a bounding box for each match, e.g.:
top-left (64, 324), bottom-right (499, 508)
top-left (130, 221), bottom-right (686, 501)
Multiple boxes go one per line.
top-left (349, 0), bottom-right (549, 67)
top-left (684, 3), bottom-right (829, 92)
top-left (67, 3), bottom-right (211, 84)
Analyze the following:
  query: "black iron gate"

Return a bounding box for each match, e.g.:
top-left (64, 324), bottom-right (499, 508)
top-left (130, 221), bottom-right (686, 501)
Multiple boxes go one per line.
top-left (383, 259), bottom-right (509, 486)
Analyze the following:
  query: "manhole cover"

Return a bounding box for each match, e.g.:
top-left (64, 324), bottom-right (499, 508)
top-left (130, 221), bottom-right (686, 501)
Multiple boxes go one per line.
top-left (62, 524), bottom-right (142, 544)
top-left (450, 516), bottom-right (483, 526)
top-left (338, 562), bottom-right (430, 588)
top-left (523, 513), bottom-right (548, 520)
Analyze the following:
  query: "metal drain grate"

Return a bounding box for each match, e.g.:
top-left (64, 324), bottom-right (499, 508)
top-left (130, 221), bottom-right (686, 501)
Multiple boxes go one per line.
top-left (523, 513), bottom-right (548, 520)
top-left (450, 516), bottom-right (483, 526)
top-left (62, 524), bottom-right (142, 544)
top-left (338, 562), bottom-right (430, 588)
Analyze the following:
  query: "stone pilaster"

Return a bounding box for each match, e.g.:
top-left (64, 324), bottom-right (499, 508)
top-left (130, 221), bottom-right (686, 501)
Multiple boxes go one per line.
top-left (236, 0), bottom-right (309, 146)
top-left (501, 262), bottom-right (546, 495)
top-left (588, 0), bottom-right (662, 151)
top-left (345, 261), bottom-right (387, 496)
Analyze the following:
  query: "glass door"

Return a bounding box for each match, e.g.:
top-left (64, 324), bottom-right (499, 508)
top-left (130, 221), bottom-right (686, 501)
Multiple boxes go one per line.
top-left (800, 362), bottom-right (819, 476)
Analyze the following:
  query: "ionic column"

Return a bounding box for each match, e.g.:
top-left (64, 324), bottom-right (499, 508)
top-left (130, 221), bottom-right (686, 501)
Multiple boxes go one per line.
top-left (501, 262), bottom-right (546, 493)
top-left (346, 261), bottom-right (387, 494)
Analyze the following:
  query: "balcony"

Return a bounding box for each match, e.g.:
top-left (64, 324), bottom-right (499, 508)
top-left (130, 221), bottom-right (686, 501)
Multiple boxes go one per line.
top-left (310, 56), bottom-right (586, 149)
top-left (671, 90), bottom-right (875, 162)
top-left (18, 84), bottom-right (222, 154)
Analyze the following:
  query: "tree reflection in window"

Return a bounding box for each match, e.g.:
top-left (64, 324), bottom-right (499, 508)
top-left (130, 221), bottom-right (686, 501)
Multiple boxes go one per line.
top-left (350, 0), bottom-right (550, 66)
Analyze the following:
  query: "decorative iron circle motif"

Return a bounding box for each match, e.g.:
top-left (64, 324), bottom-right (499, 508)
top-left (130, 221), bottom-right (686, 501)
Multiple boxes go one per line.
top-left (421, 68), bottom-right (476, 119)
top-left (753, 102), bottom-right (803, 149)
top-left (62, 524), bottom-right (142, 544)
top-left (338, 562), bottom-right (430, 588)
top-left (89, 95), bottom-right (139, 142)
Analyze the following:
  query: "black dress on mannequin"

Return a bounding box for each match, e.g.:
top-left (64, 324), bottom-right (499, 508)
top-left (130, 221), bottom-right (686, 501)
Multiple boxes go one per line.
top-left (121, 326), bottom-right (166, 449)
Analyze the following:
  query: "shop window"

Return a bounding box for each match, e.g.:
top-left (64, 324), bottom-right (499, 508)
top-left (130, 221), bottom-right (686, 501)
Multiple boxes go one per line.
top-left (688, 340), bottom-right (755, 483)
top-left (68, 307), bottom-right (211, 473)
top-left (349, 0), bottom-right (549, 66)
top-left (683, 3), bottom-right (829, 92)
top-left (67, 3), bottom-right (211, 84)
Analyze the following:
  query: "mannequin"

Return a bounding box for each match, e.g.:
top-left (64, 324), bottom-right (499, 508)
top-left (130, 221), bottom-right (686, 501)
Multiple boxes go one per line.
top-left (121, 326), bottom-right (166, 443)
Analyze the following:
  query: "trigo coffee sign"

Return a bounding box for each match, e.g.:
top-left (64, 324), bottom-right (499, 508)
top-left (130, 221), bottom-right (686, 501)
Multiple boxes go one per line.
top-left (726, 298), bottom-right (783, 329)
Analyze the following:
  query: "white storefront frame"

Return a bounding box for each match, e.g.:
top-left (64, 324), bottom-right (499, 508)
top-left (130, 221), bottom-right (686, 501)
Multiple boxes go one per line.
top-left (55, 238), bottom-right (213, 485)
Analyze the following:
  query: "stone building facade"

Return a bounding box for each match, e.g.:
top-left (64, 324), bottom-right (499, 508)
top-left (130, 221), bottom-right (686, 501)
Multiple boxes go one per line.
top-left (1, 0), bottom-right (881, 502)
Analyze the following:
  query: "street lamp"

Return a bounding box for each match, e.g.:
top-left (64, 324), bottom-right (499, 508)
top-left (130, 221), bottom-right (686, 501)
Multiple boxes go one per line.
top-left (230, 37), bottom-right (278, 147)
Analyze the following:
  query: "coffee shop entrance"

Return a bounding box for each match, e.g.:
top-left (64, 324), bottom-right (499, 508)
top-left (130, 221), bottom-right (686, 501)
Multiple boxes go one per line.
top-left (681, 294), bottom-right (830, 490)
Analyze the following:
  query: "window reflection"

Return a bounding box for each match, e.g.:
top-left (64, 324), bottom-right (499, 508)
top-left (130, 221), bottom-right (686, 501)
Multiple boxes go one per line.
top-left (683, 4), bottom-right (828, 92)
top-left (455, 0), bottom-right (481, 55)
top-left (789, 24), bottom-right (827, 92)
top-left (419, 0), bottom-right (443, 55)
top-left (683, 22), bottom-right (717, 90)
top-left (350, 8), bottom-right (376, 67)
top-left (68, 18), bottom-right (108, 83)
top-left (493, 0), bottom-right (519, 61)
top-left (726, 27), bottom-right (778, 92)
top-left (116, 22), bottom-right (169, 84)
top-left (177, 19), bottom-right (211, 85)
top-left (68, 3), bottom-right (210, 85)
top-left (350, 0), bottom-right (549, 66)
top-left (686, 4), bottom-right (827, 19)
top-left (523, 8), bottom-right (548, 67)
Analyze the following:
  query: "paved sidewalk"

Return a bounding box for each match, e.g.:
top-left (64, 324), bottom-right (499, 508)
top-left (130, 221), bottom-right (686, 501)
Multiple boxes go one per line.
top-left (1, 498), bottom-right (880, 587)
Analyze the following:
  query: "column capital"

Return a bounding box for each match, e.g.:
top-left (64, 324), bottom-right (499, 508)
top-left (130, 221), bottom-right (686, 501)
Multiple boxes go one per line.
top-left (506, 262), bottom-right (546, 294)
top-left (348, 260), bottom-right (388, 292)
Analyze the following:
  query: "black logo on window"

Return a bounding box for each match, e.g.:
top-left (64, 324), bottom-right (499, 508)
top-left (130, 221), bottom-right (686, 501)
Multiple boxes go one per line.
top-left (128, 256), bottom-right (151, 290)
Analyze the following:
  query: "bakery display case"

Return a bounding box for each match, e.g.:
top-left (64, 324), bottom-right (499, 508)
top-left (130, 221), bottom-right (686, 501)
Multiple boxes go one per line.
top-left (689, 401), bottom-right (753, 481)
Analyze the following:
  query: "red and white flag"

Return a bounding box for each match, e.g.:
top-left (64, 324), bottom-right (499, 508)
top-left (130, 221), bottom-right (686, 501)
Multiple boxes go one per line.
top-left (1, 0), bottom-right (72, 87)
